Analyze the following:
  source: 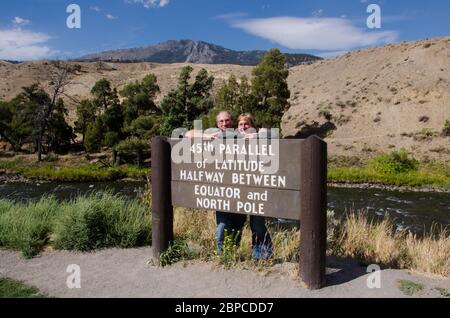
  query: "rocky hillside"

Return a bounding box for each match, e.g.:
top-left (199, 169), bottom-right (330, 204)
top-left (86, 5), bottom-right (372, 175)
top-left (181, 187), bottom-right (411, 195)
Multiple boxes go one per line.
top-left (0, 60), bottom-right (253, 123)
top-left (1, 37), bottom-right (449, 162)
top-left (283, 36), bottom-right (450, 162)
top-left (78, 40), bottom-right (321, 67)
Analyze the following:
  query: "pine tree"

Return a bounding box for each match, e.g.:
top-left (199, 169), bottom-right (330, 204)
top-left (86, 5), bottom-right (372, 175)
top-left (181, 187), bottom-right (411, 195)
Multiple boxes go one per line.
top-left (160, 66), bottom-right (214, 135)
top-left (91, 78), bottom-right (119, 111)
top-left (74, 99), bottom-right (97, 143)
top-left (251, 48), bottom-right (290, 129)
top-left (120, 73), bottom-right (160, 125)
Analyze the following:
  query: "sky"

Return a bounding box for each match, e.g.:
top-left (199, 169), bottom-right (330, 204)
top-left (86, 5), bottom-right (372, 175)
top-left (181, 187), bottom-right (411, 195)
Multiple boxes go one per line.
top-left (0, 0), bottom-right (449, 60)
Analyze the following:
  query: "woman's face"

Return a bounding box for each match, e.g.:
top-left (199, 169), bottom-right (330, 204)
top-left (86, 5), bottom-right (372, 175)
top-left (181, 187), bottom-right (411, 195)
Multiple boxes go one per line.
top-left (238, 119), bottom-right (253, 134)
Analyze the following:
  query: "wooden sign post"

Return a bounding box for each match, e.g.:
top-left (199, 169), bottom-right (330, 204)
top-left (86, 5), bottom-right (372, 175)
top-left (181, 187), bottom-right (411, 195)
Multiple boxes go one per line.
top-left (151, 135), bottom-right (327, 289)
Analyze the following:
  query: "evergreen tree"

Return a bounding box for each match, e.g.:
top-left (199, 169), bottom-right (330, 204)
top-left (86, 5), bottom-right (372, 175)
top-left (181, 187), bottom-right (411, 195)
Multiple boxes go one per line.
top-left (45, 98), bottom-right (74, 153)
top-left (84, 120), bottom-right (103, 153)
top-left (100, 103), bottom-right (124, 165)
top-left (91, 78), bottom-right (119, 111)
top-left (251, 48), bottom-right (290, 129)
top-left (160, 66), bottom-right (214, 135)
top-left (74, 99), bottom-right (96, 143)
top-left (0, 99), bottom-right (33, 151)
top-left (213, 74), bottom-right (256, 123)
top-left (120, 74), bottom-right (161, 125)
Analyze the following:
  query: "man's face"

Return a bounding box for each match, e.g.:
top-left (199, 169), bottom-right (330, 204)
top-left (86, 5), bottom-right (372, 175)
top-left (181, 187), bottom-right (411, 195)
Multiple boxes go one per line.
top-left (216, 112), bottom-right (232, 131)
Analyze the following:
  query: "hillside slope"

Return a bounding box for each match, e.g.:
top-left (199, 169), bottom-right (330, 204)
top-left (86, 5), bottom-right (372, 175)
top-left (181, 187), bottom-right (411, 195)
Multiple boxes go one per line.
top-left (283, 36), bottom-right (450, 162)
top-left (1, 37), bottom-right (449, 162)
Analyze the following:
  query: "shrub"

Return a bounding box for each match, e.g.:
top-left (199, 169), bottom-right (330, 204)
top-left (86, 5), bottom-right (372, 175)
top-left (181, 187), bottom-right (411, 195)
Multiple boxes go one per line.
top-left (160, 238), bottom-right (192, 267)
top-left (217, 230), bottom-right (240, 269)
top-left (53, 192), bottom-right (151, 251)
top-left (443, 119), bottom-right (450, 136)
top-left (43, 152), bottom-right (59, 162)
top-left (0, 197), bottom-right (59, 258)
top-left (418, 115), bottom-right (429, 123)
top-left (318, 110), bottom-right (332, 121)
top-left (370, 150), bottom-right (418, 174)
top-left (398, 279), bottom-right (424, 296)
top-left (413, 128), bottom-right (437, 141)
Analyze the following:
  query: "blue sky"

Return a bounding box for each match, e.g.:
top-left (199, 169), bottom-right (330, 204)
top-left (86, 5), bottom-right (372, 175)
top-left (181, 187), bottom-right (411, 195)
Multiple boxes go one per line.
top-left (1, 0), bottom-right (449, 60)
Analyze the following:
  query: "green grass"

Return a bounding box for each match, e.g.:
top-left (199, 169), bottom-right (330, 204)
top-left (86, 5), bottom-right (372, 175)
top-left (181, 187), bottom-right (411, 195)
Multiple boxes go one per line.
top-left (159, 238), bottom-right (192, 267)
top-left (0, 192), bottom-right (152, 256)
top-left (54, 192), bottom-right (152, 251)
top-left (0, 159), bottom-right (149, 182)
top-left (328, 166), bottom-right (450, 189)
top-left (0, 196), bottom-right (60, 258)
top-left (397, 279), bottom-right (424, 296)
top-left (434, 287), bottom-right (450, 297)
top-left (0, 277), bottom-right (45, 298)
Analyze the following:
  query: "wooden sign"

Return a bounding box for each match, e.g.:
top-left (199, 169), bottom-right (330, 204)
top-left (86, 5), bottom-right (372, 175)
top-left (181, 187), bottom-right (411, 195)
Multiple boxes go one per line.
top-left (151, 135), bottom-right (327, 289)
top-left (170, 138), bottom-right (301, 220)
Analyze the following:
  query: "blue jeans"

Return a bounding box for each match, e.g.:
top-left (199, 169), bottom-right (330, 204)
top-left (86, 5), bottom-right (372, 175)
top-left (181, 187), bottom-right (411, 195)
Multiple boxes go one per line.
top-left (215, 212), bottom-right (272, 260)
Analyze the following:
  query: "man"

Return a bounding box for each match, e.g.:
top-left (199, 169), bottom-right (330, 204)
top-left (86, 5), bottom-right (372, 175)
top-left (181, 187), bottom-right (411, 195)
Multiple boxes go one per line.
top-left (186, 111), bottom-right (272, 260)
top-left (213, 111), bottom-right (247, 253)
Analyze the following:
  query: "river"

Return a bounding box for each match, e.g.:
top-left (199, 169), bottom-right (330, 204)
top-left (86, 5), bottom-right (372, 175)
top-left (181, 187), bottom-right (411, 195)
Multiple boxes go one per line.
top-left (0, 181), bottom-right (448, 235)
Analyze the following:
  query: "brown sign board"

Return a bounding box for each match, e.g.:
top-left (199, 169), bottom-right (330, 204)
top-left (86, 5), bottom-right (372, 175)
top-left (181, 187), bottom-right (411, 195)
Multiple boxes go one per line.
top-left (171, 180), bottom-right (301, 220)
top-left (169, 138), bottom-right (302, 220)
top-left (152, 135), bottom-right (327, 289)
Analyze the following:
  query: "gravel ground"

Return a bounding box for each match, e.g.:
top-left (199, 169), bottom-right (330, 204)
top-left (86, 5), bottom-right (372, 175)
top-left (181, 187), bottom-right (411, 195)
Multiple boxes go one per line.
top-left (1, 247), bottom-right (449, 298)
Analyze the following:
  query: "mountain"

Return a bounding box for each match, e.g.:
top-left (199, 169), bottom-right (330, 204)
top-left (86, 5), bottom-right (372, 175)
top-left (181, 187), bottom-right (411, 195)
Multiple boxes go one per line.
top-left (78, 40), bottom-right (321, 67)
top-left (1, 37), bottom-right (449, 162)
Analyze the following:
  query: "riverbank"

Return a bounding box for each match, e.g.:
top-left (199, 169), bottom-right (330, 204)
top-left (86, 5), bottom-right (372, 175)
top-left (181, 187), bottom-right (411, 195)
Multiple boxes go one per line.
top-left (0, 158), bottom-right (149, 182)
top-left (0, 193), bottom-right (448, 277)
top-left (1, 160), bottom-right (449, 193)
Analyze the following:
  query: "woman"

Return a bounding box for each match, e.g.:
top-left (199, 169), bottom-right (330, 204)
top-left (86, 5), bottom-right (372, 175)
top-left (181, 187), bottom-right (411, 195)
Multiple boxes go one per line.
top-left (235, 113), bottom-right (273, 261)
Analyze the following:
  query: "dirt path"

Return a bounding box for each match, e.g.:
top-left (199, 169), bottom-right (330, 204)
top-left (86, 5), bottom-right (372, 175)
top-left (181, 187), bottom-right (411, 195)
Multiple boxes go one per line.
top-left (1, 247), bottom-right (448, 298)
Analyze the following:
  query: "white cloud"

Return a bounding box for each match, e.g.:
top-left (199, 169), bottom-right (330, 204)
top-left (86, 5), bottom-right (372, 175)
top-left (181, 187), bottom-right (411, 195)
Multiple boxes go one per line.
top-left (317, 50), bottom-right (348, 59)
top-left (12, 17), bottom-right (31, 28)
top-left (90, 6), bottom-right (119, 20)
top-left (312, 9), bottom-right (323, 17)
top-left (0, 28), bottom-right (56, 60)
top-left (212, 12), bottom-right (248, 21)
top-left (125, 0), bottom-right (170, 8)
top-left (232, 16), bottom-right (398, 51)
top-left (90, 6), bottom-right (102, 12)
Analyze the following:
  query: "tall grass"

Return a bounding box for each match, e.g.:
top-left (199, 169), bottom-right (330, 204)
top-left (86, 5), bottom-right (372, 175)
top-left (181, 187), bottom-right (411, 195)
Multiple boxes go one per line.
top-left (0, 196), bottom-right (59, 258)
top-left (54, 192), bottom-right (152, 251)
top-left (1, 190), bottom-right (448, 278)
top-left (0, 192), bottom-right (151, 256)
top-left (171, 207), bottom-right (449, 277)
top-left (329, 211), bottom-right (450, 277)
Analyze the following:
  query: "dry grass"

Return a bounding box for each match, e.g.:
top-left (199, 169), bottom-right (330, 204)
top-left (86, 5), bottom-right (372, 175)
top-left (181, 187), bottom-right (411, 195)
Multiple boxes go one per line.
top-left (171, 207), bottom-right (449, 278)
top-left (331, 211), bottom-right (450, 278)
top-left (140, 183), bottom-right (449, 278)
top-left (403, 229), bottom-right (450, 277)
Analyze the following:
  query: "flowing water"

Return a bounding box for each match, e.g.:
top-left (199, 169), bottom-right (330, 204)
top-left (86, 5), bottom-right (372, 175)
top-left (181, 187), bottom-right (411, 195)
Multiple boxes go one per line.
top-left (0, 181), bottom-right (448, 234)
